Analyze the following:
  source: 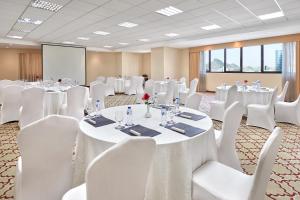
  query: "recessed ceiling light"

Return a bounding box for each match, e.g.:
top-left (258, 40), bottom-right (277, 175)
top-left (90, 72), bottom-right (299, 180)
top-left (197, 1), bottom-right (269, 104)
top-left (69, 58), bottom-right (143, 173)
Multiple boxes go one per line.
top-left (31, 0), bottom-right (63, 12)
top-left (77, 37), bottom-right (90, 40)
top-left (165, 33), bottom-right (179, 37)
top-left (63, 41), bottom-right (75, 44)
top-left (7, 35), bottom-right (23, 39)
top-left (18, 17), bottom-right (43, 25)
top-left (139, 39), bottom-right (150, 42)
top-left (258, 11), bottom-right (284, 20)
top-left (118, 22), bottom-right (138, 28)
top-left (119, 42), bottom-right (129, 45)
top-left (93, 31), bottom-right (110, 35)
top-left (201, 24), bottom-right (221, 30)
top-left (104, 45), bottom-right (113, 48)
top-left (156, 6), bottom-right (183, 16)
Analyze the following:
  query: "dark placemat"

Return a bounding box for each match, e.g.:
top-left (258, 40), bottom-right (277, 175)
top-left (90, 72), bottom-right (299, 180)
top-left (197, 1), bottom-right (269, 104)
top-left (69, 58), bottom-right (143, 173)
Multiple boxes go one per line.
top-left (176, 112), bottom-right (206, 121)
top-left (85, 116), bottom-right (115, 127)
top-left (165, 122), bottom-right (206, 137)
top-left (121, 125), bottom-right (161, 137)
top-left (46, 90), bottom-right (55, 92)
top-left (152, 104), bottom-right (175, 110)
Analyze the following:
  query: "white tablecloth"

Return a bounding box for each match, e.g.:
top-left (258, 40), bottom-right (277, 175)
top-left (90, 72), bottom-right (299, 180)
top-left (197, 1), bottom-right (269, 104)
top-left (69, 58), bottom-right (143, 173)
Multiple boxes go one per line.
top-left (216, 85), bottom-right (274, 113)
top-left (73, 105), bottom-right (217, 200)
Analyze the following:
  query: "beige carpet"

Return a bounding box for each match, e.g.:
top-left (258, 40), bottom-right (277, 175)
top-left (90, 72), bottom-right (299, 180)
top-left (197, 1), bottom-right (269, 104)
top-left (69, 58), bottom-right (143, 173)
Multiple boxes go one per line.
top-left (0, 94), bottom-right (300, 199)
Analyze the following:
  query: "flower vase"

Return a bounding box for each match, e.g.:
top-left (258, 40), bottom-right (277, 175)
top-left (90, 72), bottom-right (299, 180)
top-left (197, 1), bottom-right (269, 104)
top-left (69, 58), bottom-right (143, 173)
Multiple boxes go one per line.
top-left (145, 104), bottom-right (152, 118)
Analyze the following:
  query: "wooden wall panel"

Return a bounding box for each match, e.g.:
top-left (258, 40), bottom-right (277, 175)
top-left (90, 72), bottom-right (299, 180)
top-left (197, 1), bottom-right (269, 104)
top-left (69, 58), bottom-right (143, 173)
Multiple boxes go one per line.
top-left (189, 52), bottom-right (200, 91)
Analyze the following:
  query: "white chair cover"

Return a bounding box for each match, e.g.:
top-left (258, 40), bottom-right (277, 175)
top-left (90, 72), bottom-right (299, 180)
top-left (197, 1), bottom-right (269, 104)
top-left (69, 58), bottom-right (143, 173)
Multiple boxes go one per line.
top-left (136, 76), bottom-right (144, 94)
top-left (60, 86), bottom-right (88, 120)
top-left (210, 85), bottom-right (237, 121)
top-left (15, 115), bottom-right (79, 200)
top-left (145, 79), bottom-right (155, 96)
top-left (158, 80), bottom-right (176, 105)
top-left (89, 83), bottom-right (106, 111)
top-left (0, 79), bottom-right (13, 105)
top-left (247, 88), bottom-right (278, 131)
top-left (179, 77), bottom-right (186, 90)
top-left (96, 76), bottom-right (106, 83)
top-left (215, 101), bottom-right (244, 171)
top-left (275, 94), bottom-right (300, 125)
top-left (19, 88), bottom-right (45, 129)
top-left (185, 93), bottom-right (202, 110)
top-left (179, 78), bottom-right (199, 104)
top-left (277, 81), bottom-right (289, 102)
top-left (192, 127), bottom-right (283, 200)
top-left (89, 80), bottom-right (105, 98)
top-left (0, 85), bottom-right (23, 124)
top-left (106, 77), bottom-right (116, 96)
top-left (61, 78), bottom-right (72, 85)
top-left (125, 76), bottom-right (137, 95)
top-left (62, 137), bottom-right (156, 200)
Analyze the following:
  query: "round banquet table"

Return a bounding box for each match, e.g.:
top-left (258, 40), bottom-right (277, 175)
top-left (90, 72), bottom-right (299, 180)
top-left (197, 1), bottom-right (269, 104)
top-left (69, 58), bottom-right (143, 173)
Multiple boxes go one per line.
top-left (73, 104), bottom-right (217, 200)
top-left (216, 85), bottom-right (274, 114)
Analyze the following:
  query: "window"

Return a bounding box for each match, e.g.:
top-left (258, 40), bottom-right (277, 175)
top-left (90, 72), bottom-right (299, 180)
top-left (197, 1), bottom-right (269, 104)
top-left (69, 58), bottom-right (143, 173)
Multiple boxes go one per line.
top-left (204, 51), bottom-right (210, 72)
top-left (226, 48), bottom-right (240, 72)
top-left (211, 49), bottom-right (224, 72)
top-left (204, 43), bottom-right (282, 73)
top-left (242, 46), bottom-right (261, 72)
top-left (263, 43), bottom-right (283, 72)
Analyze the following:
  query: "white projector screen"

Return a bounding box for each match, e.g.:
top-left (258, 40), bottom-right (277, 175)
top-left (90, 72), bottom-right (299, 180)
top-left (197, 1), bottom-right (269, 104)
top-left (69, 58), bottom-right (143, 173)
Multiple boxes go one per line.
top-left (42, 44), bottom-right (86, 85)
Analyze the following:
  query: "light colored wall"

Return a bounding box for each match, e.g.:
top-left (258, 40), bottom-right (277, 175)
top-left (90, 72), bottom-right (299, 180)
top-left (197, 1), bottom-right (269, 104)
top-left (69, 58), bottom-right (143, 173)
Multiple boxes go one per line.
top-left (141, 53), bottom-right (151, 77)
top-left (121, 52), bottom-right (143, 77)
top-left (206, 73), bottom-right (282, 92)
top-left (86, 51), bottom-right (122, 84)
top-left (0, 48), bottom-right (41, 80)
top-left (151, 47), bottom-right (164, 80)
top-left (164, 47), bottom-right (181, 79)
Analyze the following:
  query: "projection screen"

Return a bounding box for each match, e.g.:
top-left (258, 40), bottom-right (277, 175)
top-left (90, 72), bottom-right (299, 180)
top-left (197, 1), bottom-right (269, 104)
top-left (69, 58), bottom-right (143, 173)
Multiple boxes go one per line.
top-left (42, 44), bottom-right (86, 85)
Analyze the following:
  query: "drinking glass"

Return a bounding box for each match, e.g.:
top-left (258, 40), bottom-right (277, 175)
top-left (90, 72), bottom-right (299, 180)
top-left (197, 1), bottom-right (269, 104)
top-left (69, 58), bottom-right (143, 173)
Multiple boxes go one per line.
top-left (115, 110), bottom-right (124, 129)
top-left (160, 108), bottom-right (167, 127)
top-left (167, 107), bottom-right (176, 125)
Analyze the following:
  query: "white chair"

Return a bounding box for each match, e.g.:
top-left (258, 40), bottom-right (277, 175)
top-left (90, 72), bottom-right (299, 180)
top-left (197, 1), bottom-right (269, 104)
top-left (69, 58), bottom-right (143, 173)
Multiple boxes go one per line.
top-left (247, 88), bottom-right (278, 131)
top-left (125, 76), bottom-right (137, 95)
top-left (62, 137), bottom-right (156, 200)
top-left (145, 79), bottom-right (155, 96)
top-left (275, 94), bottom-right (300, 126)
top-left (88, 82), bottom-right (106, 112)
top-left (89, 80), bottom-right (105, 98)
top-left (61, 78), bottom-right (72, 85)
top-left (105, 77), bottom-right (116, 96)
top-left (277, 81), bottom-right (289, 102)
top-left (192, 127), bottom-right (283, 200)
top-left (185, 93), bottom-right (202, 110)
top-left (60, 86), bottom-right (88, 120)
top-left (214, 101), bottom-right (244, 171)
top-left (96, 76), bottom-right (106, 83)
top-left (15, 115), bottom-right (79, 200)
top-left (19, 88), bottom-right (45, 129)
top-left (157, 80), bottom-right (176, 105)
top-left (179, 78), bottom-right (198, 104)
top-left (0, 79), bottom-right (13, 106)
top-left (0, 85), bottom-right (23, 124)
top-left (136, 76), bottom-right (145, 104)
top-left (210, 85), bottom-right (237, 121)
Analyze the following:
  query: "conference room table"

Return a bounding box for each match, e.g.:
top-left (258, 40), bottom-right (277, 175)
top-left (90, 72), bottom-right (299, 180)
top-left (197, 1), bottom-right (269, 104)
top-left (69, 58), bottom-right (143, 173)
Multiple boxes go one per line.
top-left (216, 85), bottom-right (274, 114)
top-left (73, 104), bottom-right (217, 200)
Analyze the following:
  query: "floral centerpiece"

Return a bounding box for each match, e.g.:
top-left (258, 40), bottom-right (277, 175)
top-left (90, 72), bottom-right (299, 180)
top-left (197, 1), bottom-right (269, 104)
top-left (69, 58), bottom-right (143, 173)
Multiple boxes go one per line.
top-left (142, 93), bottom-right (152, 118)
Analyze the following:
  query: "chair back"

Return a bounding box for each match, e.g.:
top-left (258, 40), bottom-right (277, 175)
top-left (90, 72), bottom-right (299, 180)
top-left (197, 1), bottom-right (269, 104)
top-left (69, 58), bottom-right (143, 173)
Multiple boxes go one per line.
top-left (106, 77), bottom-right (116, 88)
top-left (136, 76), bottom-right (144, 94)
top-left (249, 127), bottom-right (283, 200)
top-left (96, 76), bottom-right (106, 83)
top-left (0, 80), bottom-right (13, 104)
top-left (86, 138), bottom-right (156, 200)
top-left (61, 78), bottom-right (72, 85)
top-left (19, 88), bottom-right (45, 128)
top-left (145, 79), bottom-right (154, 95)
top-left (185, 93), bottom-right (202, 110)
top-left (189, 78), bottom-right (199, 95)
top-left (218, 101), bottom-right (244, 171)
top-left (91, 83), bottom-right (106, 111)
top-left (127, 76), bottom-right (138, 95)
top-left (267, 88), bottom-right (278, 112)
top-left (66, 86), bottom-right (88, 120)
top-left (1, 85), bottom-right (23, 123)
top-left (224, 85), bottom-right (237, 108)
top-left (165, 80), bottom-right (176, 104)
top-left (277, 81), bottom-right (289, 102)
top-left (17, 115), bottom-right (79, 200)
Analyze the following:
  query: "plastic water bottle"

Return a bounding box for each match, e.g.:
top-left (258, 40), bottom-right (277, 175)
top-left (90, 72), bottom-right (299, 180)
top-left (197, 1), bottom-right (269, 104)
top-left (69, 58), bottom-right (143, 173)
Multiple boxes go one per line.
top-left (126, 106), bottom-right (133, 126)
top-left (175, 97), bottom-right (180, 113)
top-left (154, 92), bottom-right (158, 106)
top-left (160, 108), bottom-right (167, 126)
top-left (95, 100), bottom-right (101, 115)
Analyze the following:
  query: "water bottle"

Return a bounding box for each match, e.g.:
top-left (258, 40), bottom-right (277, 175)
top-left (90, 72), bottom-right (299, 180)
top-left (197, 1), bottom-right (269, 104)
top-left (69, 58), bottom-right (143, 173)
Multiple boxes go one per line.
top-left (175, 97), bottom-right (180, 113)
top-left (95, 100), bottom-right (101, 115)
top-left (126, 106), bottom-right (133, 126)
top-left (154, 92), bottom-right (158, 106)
top-left (160, 108), bottom-right (167, 127)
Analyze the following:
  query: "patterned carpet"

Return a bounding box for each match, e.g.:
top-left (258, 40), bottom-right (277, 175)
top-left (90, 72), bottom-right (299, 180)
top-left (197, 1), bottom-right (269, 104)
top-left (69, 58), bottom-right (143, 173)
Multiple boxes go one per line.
top-left (0, 94), bottom-right (299, 199)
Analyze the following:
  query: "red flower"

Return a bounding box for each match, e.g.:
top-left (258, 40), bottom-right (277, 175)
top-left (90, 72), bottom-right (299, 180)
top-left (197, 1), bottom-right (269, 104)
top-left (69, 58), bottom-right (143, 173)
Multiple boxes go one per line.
top-left (142, 93), bottom-right (150, 101)
top-left (244, 80), bottom-right (248, 84)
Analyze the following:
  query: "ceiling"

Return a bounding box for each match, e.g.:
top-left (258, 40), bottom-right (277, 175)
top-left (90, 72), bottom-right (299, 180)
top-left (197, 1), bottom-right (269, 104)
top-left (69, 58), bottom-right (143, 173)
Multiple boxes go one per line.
top-left (1, 0), bottom-right (300, 52)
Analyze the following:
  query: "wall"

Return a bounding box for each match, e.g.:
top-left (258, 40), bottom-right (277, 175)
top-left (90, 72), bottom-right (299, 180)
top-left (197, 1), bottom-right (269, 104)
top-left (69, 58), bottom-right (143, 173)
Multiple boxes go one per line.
top-left (0, 48), bottom-right (41, 80)
top-left (151, 47), bottom-right (164, 80)
top-left (206, 73), bottom-right (282, 92)
top-left (141, 53), bottom-right (151, 77)
top-left (121, 52), bottom-right (143, 77)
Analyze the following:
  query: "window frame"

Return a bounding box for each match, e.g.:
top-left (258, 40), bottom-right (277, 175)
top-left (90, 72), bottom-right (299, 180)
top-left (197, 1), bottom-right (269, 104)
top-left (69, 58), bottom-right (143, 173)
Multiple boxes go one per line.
top-left (205, 44), bottom-right (282, 74)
